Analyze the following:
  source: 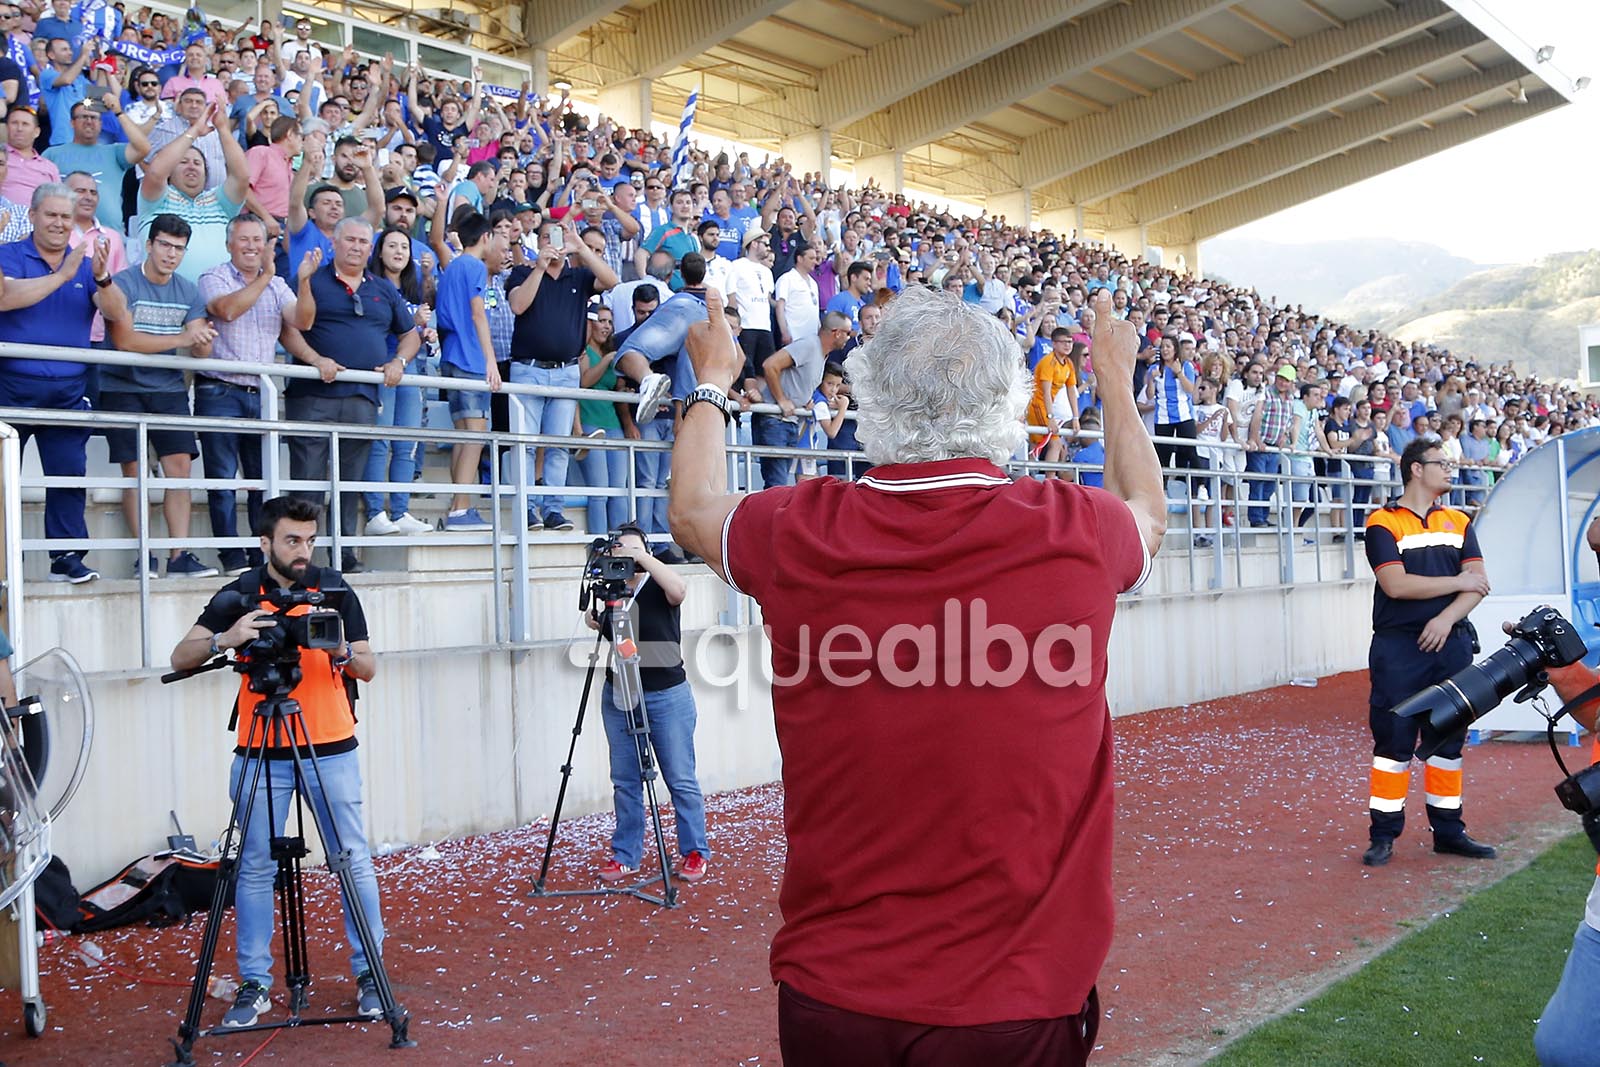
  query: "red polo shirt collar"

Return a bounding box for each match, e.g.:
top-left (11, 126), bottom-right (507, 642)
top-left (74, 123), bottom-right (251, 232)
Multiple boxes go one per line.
top-left (856, 457), bottom-right (1010, 493)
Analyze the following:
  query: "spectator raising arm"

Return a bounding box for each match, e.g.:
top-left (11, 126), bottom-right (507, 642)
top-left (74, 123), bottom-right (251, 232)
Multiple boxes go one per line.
top-left (1089, 289), bottom-right (1166, 558)
top-left (286, 140), bottom-right (324, 236)
top-left (141, 104), bottom-right (213, 202)
top-left (562, 214), bottom-right (618, 292)
top-left (211, 102), bottom-right (251, 207)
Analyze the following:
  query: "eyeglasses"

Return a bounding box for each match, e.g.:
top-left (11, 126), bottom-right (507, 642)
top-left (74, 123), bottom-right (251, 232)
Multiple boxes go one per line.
top-left (1418, 459), bottom-right (1458, 472)
top-left (137, 79), bottom-right (159, 87)
top-left (644, 184), bottom-right (662, 190)
top-left (151, 236), bottom-right (188, 253)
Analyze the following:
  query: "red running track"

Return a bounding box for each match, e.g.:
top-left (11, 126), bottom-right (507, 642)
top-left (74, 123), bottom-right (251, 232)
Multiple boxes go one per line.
top-left (0, 671), bottom-right (1578, 1066)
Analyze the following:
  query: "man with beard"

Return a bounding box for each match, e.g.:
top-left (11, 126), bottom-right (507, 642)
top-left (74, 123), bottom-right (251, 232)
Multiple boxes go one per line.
top-left (168, 495), bottom-right (391, 1029)
top-left (323, 133), bottom-right (385, 228)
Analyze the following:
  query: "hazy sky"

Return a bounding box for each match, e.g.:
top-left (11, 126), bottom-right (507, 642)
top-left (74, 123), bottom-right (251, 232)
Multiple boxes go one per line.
top-left (1223, 0), bottom-right (1600, 265)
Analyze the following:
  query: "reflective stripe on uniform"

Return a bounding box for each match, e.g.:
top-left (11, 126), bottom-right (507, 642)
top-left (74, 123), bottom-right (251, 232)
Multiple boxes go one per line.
top-left (1370, 755), bottom-right (1410, 812)
top-left (1396, 531), bottom-right (1465, 552)
top-left (1423, 756), bottom-right (1463, 809)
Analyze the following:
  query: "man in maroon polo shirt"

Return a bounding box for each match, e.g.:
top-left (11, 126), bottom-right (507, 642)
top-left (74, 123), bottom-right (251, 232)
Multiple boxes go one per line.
top-left (669, 287), bottom-right (1167, 1064)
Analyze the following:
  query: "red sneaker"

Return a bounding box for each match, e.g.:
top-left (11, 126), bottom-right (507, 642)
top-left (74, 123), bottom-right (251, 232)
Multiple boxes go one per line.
top-left (597, 858), bottom-right (638, 884)
top-left (678, 851), bottom-right (708, 883)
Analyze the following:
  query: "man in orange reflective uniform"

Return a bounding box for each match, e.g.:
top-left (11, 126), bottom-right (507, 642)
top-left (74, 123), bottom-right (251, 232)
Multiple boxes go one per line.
top-left (1361, 438), bottom-right (1494, 867)
top-left (170, 496), bottom-right (385, 1028)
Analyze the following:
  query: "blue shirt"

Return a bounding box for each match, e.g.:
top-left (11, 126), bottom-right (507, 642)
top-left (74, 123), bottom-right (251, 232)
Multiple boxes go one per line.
top-left (39, 66), bottom-right (95, 147)
top-left (0, 237), bottom-right (98, 378)
top-left (288, 219), bottom-right (334, 280)
top-left (437, 253), bottom-right (489, 375)
top-left (43, 141), bottom-right (131, 230)
top-left (1074, 441), bottom-right (1105, 487)
top-left (291, 266), bottom-right (413, 404)
top-left (825, 291), bottom-right (863, 331)
top-left (1152, 362), bottom-right (1197, 424)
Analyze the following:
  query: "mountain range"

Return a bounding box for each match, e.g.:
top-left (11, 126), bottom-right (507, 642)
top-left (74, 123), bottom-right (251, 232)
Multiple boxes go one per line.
top-left (1202, 237), bottom-right (1596, 382)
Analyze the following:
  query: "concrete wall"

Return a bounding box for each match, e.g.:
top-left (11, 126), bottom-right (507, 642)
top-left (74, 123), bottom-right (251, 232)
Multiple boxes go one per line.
top-left (28, 544), bottom-right (1373, 884)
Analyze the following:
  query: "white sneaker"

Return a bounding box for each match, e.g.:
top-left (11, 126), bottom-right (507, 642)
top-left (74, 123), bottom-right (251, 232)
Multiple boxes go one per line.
top-left (637, 372), bottom-right (672, 422)
top-left (391, 512), bottom-right (432, 535)
top-left (366, 512), bottom-right (400, 536)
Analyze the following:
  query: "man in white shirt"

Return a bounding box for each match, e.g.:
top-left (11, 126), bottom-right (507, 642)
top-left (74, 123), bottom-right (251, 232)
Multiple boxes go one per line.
top-left (775, 244), bottom-right (821, 347)
top-left (695, 218), bottom-right (731, 295)
top-left (725, 227), bottom-right (776, 379)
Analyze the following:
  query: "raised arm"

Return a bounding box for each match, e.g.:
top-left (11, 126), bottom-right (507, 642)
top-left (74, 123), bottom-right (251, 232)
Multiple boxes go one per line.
top-left (1090, 289), bottom-right (1165, 557)
top-left (140, 107), bottom-right (212, 202)
top-left (287, 141), bottom-right (323, 233)
top-left (668, 288), bottom-right (744, 580)
top-left (212, 102), bottom-right (250, 206)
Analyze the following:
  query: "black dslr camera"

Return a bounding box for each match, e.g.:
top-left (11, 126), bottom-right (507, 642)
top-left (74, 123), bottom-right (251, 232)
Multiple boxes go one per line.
top-left (1394, 606), bottom-right (1588, 759)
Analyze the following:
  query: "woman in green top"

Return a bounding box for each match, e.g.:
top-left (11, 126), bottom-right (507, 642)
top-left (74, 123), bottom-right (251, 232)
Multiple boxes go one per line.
top-left (575, 304), bottom-right (632, 533)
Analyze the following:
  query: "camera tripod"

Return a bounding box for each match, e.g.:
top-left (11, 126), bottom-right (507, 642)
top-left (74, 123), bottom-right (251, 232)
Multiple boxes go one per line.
top-left (532, 584), bottom-right (679, 908)
top-left (161, 656), bottom-right (415, 1064)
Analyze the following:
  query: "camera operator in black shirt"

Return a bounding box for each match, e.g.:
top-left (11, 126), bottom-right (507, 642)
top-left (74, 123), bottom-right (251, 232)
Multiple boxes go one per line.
top-left (169, 496), bottom-right (388, 1029)
top-left (584, 523), bottom-right (710, 885)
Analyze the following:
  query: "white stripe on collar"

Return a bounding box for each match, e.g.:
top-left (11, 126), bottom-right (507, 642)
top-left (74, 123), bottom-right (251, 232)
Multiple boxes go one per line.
top-left (859, 471), bottom-right (1010, 493)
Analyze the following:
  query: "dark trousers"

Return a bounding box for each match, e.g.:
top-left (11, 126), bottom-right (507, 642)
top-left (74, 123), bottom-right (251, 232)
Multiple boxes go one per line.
top-left (778, 983), bottom-right (1099, 1067)
top-left (286, 394), bottom-right (376, 558)
top-left (1367, 628), bottom-right (1474, 843)
top-left (194, 379), bottom-right (264, 567)
top-left (0, 371), bottom-right (91, 558)
top-left (1154, 419), bottom-right (1200, 488)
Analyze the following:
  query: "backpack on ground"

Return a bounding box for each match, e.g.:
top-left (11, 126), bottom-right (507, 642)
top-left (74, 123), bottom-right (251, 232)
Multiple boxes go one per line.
top-left (75, 850), bottom-right (233, 933)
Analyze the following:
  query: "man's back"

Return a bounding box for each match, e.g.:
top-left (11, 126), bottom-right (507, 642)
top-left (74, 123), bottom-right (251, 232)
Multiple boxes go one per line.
top-left (724, 460), bottom-right (1148, 1026)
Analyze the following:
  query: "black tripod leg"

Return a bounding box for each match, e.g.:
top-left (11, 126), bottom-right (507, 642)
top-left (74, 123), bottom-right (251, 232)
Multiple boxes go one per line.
top-left (534, 629), bottom-right (605, 892)
top-left (169, 714), bottom-right (272, 1065)
top-left (274, 754), bottom-right (311, 1017)
top-left (286, 735), bottom-right (415, 1049)
top-left (630, 695), bottom-right (677, 908)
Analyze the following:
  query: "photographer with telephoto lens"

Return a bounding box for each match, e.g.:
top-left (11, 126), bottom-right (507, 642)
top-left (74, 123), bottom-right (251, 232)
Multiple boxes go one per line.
top-left (1532, 515), bottom-right (1600, 1067)
top-left (168, 496), bottom-right (387, 1028)
top-left (1361, 438), bottom-right (1494, 867)
top-left (583, 523), bottom-right (710, 885)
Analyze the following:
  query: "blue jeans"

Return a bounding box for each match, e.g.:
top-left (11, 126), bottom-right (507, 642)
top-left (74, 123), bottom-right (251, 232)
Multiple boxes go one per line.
top-left (509, 361), bottom-right (579, 521)
top-left (634, 417), bottom-right (674, 536)
top-left (575, 425), bottom-right (629, 535)
top-left (753, 414), bottom-right (800, 489)
top-left (1460, 467), bottom-right (1485, 507)
top-left (600, 680), bottom-right (709, 867)
top-left (1244, 451), bottom-right (1282, 525)
top-left (1535, 915), bottom-right (1600, 1067)
top-left (362, 382), bottom-right (423, 519)
top-left (618, 292), bottom-right (704, 396)
top-left (0, 371), bottom-right (91, 556)
top-left (195, 380), bottom-right (264, 565)
top-left (228, 749), bottom-right (383, 985)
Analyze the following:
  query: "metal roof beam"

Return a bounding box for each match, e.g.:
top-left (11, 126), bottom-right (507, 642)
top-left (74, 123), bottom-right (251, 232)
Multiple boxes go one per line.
top-left (1115, 62), bottom-right (1524, 226)
top-left (1153, 92), bottom-right (1560, 243)
top-left (1017, 0), bottom-right (1456, 188)
top-left (836, 0), bottom-right (1233, 152)
top-left (1057, 23), bottom-right (1485, 204)
top-left (632, 0), bottom-right (794, 78)
top-left (526, 0), bottom-right (628, 48)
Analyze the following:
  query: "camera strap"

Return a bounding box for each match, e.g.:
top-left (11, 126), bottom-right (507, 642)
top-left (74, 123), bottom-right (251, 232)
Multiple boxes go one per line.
top-left (1543, 682), bottom-right (1600, 778)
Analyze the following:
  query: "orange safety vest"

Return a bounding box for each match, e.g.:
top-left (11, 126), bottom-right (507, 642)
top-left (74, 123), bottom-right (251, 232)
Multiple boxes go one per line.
top-left (233, 588), bottom-right (357, 752)
top-left (1548, 661), bottom-right (1600, 875)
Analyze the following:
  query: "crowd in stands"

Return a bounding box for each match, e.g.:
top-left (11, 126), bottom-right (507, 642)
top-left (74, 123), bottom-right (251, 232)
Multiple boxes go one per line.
top-left (0, 3), bottom-right (1593, 581)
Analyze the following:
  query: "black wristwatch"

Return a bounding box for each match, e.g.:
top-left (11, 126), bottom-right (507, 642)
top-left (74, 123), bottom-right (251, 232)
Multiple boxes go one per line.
top-left (685, 384), bottom-right (734, 426)
top-left (94, 274), bottom-right (113, 288)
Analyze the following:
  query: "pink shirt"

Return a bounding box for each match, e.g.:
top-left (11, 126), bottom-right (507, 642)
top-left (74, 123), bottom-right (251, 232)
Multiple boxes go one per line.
top-left (246, 143), bottom-right (292, 219)
top-left (69, 222), bottom-right (128, 343)
top-left (160, 73), bottom-right (229, 109)
top-left (1, 147), bottom-right (61, 208)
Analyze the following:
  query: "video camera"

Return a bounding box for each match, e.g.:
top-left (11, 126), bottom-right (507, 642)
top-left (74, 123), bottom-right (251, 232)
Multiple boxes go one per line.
top-left (1394, 606), bottom-right (1587, 759)
top-left (578, 534), bottom-right (640, 614)
top-left (213, 586), bottom-right (346, 663)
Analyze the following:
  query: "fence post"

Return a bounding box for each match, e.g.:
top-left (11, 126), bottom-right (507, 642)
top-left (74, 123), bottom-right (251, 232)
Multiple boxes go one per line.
top-left (508, 394), bottom-right (531, 644)
top-left (260, 376), bottom-right (282, 497)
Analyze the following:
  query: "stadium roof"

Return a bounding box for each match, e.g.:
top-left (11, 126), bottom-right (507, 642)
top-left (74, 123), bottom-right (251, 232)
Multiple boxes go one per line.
top-left (318, 0), bottom-right (1585, 252)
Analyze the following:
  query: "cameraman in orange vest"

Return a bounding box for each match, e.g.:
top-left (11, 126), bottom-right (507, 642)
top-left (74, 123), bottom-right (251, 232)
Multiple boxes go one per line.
top-left (1532, 513), bottom-right (1600, 1067)
top-left (170, 496), bottom-right (384, 1030)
